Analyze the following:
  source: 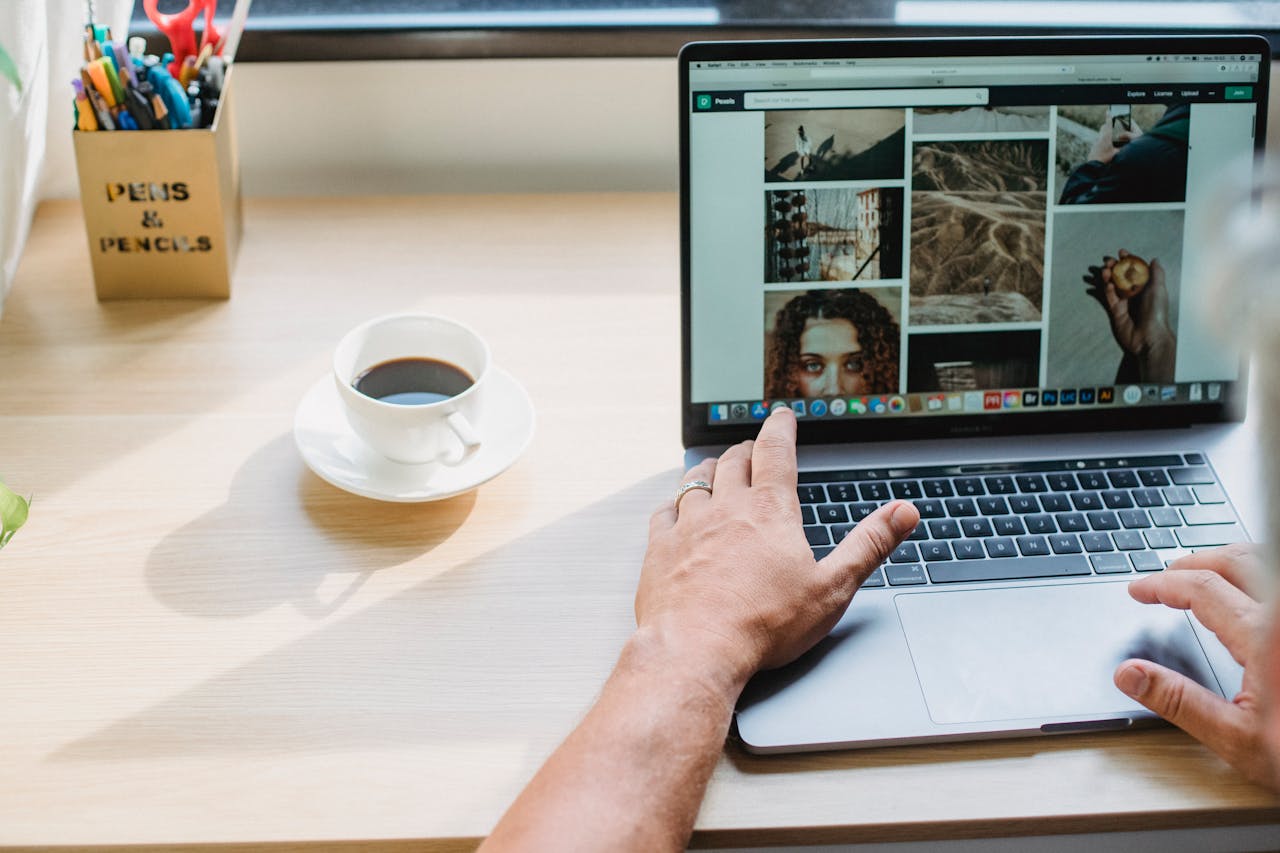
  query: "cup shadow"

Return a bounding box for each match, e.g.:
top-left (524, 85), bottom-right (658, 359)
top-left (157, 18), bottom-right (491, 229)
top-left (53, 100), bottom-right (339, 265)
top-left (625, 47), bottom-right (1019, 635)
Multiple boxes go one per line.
top-left (144, 433), bottom-right (477, 621)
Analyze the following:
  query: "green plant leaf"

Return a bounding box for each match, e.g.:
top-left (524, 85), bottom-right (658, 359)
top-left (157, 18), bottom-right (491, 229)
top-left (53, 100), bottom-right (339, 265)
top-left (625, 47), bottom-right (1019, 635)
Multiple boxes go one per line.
top-left (0, 481), bottom-right (30, 548)
top-left (0, 43), bottom-right (20, 94)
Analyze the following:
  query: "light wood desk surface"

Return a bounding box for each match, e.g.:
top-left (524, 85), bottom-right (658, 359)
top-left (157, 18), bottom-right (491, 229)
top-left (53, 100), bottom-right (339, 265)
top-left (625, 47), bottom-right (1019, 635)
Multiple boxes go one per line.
top-left (2, 196), bottom-right (1277, 850)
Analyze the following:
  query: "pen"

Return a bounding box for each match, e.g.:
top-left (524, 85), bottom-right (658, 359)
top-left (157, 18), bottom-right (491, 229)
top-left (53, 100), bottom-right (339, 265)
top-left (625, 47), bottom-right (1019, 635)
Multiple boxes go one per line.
top-left (85, 86), bottom-right (115, 130)
top-left (147, 64), bottom-right (192, 128)
top-left (72, 79), bottom-right (99, 131)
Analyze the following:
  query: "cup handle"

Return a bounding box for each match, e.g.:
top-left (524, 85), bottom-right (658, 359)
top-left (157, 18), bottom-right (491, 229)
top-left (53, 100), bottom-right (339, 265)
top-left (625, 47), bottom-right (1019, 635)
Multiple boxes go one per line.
top-left (440, 411), bottom-right (482, 466)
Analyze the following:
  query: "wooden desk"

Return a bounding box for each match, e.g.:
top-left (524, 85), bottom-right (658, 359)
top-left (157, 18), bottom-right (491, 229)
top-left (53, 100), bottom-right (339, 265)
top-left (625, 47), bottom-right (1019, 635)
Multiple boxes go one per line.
top-left (1, 197), bottom-right (1276, 850)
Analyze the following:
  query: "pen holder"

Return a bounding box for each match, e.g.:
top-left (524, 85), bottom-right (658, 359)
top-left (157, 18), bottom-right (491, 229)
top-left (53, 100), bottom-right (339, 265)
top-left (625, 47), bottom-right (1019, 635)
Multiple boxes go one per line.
top-left (72, 68), bottom-right (241, 300)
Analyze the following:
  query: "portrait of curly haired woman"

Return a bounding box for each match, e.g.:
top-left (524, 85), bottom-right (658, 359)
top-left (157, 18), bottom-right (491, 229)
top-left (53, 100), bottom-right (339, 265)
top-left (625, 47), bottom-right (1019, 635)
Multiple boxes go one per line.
top-left (765, 288), bottom-right (901, 398)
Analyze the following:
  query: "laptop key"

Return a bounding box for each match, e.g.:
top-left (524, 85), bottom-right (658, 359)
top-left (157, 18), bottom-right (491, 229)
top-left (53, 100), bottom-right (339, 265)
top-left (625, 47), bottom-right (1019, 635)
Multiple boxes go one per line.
top-left (929, 519), bottom-right (962, 539)
top-left (812, 546), bottom-right (833, 560)
top-left (1087, 511), bottom-right (1120, 530)
top-left (805, 526), bottom-right (831, 546)
top-left (908, 521), bottom-right (929, 541)
top-left (801, 505), bottom-right (817, 526)
top-left (1194, 485), bottom-right (1226, 504)
top-left (961, 518), bottom-right (993, 538)
top-left (1107, 470), bottom-right (1140, 489)
top-left (985, 537), bottom-right (1017, 558)
top-left (1016, 474), bottom-right (1048, 493)
top-left (922, 479), bottom-right (954, 498)
top-left (1184, 453), bottom-right (1205, 465)
top-left (1016, 535), bottom-right (1050, 556)
top-left (953, 540), bottom-right (985, 559)
top-left (1170, 466), bottom-right (1214, 485)
top-left (891, 480), bottom-right (923, 499)
top-left (1120, 508), bottom-right (1156, 535)
top-left (850, 502), bottom-right (878, 521)
top-left (1138, 469), bottom-right (1171, 487)
top-left (798, 485), bottom-right (825, 504)
top-left (1039, 493), bottom-right (1071, 513)
top-left (1113, 530), bottom-right (1146, 550)
top-left (1144, 528), bottom-right (1177, 549)
top-left (1132, 488), bottom-right (1165, 508)
top-left (1176, 525), bottom-right (1247, 548)
top-left (984, 476), bottom-right (1016, 494)
top-left (1150, 507), bottom-right (1182, 527)
top-left (828, 482), bottom-right (858, 502)
top-left (1162, 486), bottom-right (1194, 506)
top-left (1090, 553), bottom-right (1131, 574)
top-left (1081, 532), bottom-right (1114, 552)
top-left (860, 481), bottom-right (890, 501)
top-left (816, 503), bottom-right (849, 524)
top-left (954, 477), bottom-right (985, 496)
top-left (831, 523), bottom-right (855, 543)
top-left (1181, 505), bottom-right (1236, 526)
top-left (994, 516), bottom-right (1026, 536)
top-left (861, 567), bottom-right (886, 588)
top-left (1049, 533), bottom-right (1082, 554)
top-left (885, 564), bottom-right (927, 586)
top-left (927, 554), bottom-right (1091, 583)
top-left (1025, 514), bottom-right (1057, 534)
top-left (1070, 491), bottom-right (1102, 511)
top-left (890, 542), bottom-right (921, 563)
top-left (945, 498), bottom-right (978, 517)
top-left (1047, 473), bottom-right (1078, 491)
top-left (1057, 513), bottom-right (1088, 532)
top-left (1077, 471), bottom-right (1108, 490)
top-left (913, 499), bottom-right (945, 519)
top-left (1102, 490), bottom-right (1134, 509)
top-left (921, 541), bottom-right (952, 561)
top-left (1009, 495), bottom-right (1040, 514)
top-left (1130, 551), bottom-right (1165, 572)
top-left (977, 496), bottom-right (1009, 515)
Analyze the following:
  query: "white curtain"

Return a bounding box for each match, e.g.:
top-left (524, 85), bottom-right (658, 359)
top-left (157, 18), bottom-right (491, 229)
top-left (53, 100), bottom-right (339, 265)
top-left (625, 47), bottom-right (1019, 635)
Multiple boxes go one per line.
top-left (0, 0), bottom-right (131, 317)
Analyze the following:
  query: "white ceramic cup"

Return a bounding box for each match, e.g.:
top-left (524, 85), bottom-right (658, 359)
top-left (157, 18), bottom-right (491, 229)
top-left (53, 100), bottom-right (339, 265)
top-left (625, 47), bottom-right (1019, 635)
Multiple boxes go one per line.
top-left (334, 314), bottom-right (488, 465)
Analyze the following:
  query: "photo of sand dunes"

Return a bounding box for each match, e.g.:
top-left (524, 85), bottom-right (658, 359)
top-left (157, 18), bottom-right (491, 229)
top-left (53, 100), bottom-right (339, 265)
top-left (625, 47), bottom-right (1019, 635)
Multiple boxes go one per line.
top-left (764, 109), bottom-right (906, 183)
top-left (914, 106), bottom-right (1050, 135)
top-left (765, 187), bottom-right (904, 283)
top-left (909, 140), bottom-right (1049, 325)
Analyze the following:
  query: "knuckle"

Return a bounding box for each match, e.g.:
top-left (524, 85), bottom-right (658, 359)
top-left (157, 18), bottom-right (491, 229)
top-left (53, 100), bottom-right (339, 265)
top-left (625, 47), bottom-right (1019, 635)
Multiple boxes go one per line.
top-left (857, 517), bottom-right (897, 560)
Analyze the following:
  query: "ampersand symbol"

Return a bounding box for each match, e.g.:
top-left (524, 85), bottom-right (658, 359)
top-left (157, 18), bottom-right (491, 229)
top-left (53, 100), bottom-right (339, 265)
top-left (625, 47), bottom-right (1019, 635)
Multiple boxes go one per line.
top-left (141, 210), bottom-right (164, 228)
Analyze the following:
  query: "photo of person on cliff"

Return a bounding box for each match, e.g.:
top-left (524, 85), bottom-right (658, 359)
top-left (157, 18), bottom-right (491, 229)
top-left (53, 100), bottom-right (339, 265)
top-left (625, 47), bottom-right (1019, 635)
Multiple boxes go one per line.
top-left (1057, 103), bottom-right (1189, 205)
top-left (764, 109), bottom-right (905, 182)
top-left (764, 288), bottom-right (901, 398)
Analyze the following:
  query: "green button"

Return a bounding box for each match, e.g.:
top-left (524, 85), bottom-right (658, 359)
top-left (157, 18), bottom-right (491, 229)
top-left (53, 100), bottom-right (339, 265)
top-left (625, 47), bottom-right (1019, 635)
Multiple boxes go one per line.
top-left (695, 94), bottom-right (712, 110)
top-left (1226, 86), bottom-right (1253, 100)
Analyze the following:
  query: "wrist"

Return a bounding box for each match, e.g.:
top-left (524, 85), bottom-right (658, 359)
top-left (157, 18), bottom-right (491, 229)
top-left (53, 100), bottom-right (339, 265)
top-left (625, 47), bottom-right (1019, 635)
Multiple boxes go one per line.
top-left (623, 621), bottom-right (756, 710)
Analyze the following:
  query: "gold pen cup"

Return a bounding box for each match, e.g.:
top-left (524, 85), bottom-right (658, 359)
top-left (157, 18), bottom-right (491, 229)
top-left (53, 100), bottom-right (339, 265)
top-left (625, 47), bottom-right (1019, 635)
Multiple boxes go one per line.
top-left (72, 68), bottom-right (241, 300)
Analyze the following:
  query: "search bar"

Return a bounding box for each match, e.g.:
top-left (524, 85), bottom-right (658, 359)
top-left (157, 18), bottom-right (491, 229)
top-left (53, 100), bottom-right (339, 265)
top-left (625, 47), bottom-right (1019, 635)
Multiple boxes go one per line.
top-left (744, 88), bottom-right (989, 109)
top-left (809, 65), bottom-right (1074, 78)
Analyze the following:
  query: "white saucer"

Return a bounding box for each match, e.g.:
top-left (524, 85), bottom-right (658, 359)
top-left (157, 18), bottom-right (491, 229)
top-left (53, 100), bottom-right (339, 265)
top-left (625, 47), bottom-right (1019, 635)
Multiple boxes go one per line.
top-left (293, 367), bottom-right (535, 502)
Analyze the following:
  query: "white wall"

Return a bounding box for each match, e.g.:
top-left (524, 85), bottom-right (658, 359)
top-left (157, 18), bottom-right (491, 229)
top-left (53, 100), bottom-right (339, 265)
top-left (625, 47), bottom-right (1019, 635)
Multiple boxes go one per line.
top-left (40, 58), bottom-right (680, 199)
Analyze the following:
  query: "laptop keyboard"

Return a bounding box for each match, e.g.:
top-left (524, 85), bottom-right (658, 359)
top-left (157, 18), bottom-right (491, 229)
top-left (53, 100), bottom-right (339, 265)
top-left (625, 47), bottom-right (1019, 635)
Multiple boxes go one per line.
top-left (799, 453), bottom-right (1247, 588)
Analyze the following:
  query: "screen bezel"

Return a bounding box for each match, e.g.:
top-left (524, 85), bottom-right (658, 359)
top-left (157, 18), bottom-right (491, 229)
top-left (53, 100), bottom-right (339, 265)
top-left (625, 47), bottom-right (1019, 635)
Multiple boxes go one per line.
top-left (679, 33), bottom-right (1270, 449)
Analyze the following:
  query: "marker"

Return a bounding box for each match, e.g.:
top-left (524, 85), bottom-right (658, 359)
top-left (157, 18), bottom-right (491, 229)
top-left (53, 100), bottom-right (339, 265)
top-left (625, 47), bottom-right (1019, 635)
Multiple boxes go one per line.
top-left (72, 78), bottom-right (99, 131)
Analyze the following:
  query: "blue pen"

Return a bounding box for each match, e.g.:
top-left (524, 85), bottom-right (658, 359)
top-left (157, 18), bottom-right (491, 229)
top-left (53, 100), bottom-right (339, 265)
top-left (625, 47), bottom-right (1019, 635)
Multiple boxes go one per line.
top-left (147, 64), bottom-right (191, 128)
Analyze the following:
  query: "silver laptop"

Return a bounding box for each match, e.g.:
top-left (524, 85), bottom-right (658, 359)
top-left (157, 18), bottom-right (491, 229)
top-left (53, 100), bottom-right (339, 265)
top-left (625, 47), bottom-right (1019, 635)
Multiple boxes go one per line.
top-left (678, 35), bottom-right (1271, 751)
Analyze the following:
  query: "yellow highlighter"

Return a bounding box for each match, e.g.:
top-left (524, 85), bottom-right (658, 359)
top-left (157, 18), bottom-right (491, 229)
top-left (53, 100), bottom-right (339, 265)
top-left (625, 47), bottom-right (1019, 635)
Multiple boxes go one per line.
top-left (71, 79), bottom-right (99, 131)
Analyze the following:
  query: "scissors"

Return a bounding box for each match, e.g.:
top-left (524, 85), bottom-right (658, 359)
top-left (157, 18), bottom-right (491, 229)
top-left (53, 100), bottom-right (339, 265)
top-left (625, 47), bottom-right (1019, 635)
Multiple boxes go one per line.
top-left (144, 0), bottom-right (221, 78)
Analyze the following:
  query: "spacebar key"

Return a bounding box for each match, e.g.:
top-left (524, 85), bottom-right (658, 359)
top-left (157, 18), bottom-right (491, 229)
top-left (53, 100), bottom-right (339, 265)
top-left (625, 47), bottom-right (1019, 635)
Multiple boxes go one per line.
top-left (927, 555), bottom-right (1091, 583)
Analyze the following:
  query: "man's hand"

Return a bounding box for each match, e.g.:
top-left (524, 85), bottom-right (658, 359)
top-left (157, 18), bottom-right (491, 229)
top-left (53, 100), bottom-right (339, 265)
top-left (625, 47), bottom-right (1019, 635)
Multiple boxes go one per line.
top-left (1088, 116), bottom-right (1143, 164)
top-left (1083, 249), bottom-right (1176, 382)
top-left (635, 406), bottom-right (920, 697)
top-left (1114, 546), bottom-right (1278, 789)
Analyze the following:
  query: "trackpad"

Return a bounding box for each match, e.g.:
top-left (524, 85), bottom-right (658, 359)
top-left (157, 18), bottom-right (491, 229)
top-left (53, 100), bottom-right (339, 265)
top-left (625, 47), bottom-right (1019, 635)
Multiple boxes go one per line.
top-left (895, 581), bottom-right (1221, 725)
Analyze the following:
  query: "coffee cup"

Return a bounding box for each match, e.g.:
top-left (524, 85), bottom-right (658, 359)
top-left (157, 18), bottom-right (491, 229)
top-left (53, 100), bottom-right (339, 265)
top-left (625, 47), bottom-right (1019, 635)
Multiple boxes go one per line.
top-left (333, 314), bottom-right (488, 465)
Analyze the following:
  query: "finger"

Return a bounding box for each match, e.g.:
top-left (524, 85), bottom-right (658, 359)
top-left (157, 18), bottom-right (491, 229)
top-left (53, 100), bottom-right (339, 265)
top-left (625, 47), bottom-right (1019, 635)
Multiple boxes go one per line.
top-left (819, 500), bottom-right (920, 593)
top-left (649, 500), bottom-right (677, 535)
top-left (674, 457), bottom-right (716, 519)
top-left (1167, 544), bottom-right (1267, 599)
top-left (713, 440), bottom-right (754, 494)
top-left (1127, 569), bottom-right (1264, 663)
top-left (750, 406), bottom-right (798, 490)
top-left (1146, 257), bottom-right (1170, 321)
top-left (1118, 248), bottom-right (1131, 259)
top-left (1114, 659), bottom-right (1254, 763)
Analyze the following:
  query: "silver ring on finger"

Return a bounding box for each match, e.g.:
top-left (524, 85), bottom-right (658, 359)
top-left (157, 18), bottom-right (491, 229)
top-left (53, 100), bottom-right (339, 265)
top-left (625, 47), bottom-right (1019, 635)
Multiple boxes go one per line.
top-left (674, 479), bottom-right (713, 513)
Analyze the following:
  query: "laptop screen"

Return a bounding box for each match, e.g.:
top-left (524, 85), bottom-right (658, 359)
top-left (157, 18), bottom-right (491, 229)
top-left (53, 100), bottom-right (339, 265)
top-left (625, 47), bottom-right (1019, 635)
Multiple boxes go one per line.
top-left (680, 36), bottom-right (1269, 445)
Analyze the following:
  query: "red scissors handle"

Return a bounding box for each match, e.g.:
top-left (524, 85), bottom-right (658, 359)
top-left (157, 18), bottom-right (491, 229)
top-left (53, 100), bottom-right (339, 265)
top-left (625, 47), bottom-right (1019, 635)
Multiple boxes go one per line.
top-left (143, 0), bottom-right (222, 77)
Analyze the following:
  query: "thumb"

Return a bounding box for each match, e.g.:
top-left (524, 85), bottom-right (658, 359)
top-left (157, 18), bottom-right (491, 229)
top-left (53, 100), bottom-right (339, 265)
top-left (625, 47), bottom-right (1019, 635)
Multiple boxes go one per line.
top-left (1114, 659), bottom-right (1242, 746)
top-left (819, 500), bottom-right (919, 591)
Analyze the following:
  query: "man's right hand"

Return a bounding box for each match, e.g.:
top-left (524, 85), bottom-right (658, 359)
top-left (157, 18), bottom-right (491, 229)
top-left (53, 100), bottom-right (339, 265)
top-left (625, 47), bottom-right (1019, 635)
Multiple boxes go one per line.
top-left (1114, 546), bottom-right (1279, 790)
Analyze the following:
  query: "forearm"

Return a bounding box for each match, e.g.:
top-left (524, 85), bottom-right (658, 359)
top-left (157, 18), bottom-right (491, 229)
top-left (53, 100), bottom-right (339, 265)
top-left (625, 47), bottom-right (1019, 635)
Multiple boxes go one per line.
top-left (480, 625), bottom-right (745, 852)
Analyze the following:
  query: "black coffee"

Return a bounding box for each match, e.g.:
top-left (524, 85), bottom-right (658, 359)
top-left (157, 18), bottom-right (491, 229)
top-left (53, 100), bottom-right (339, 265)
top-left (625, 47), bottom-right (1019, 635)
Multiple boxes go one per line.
top-left (353, 357), bottom-right (474, 405)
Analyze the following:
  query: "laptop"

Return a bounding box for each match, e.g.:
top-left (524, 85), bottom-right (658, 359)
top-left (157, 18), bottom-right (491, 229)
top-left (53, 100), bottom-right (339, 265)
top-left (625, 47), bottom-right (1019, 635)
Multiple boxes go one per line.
top-left (678, 34), bottom-right (1271, 752)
